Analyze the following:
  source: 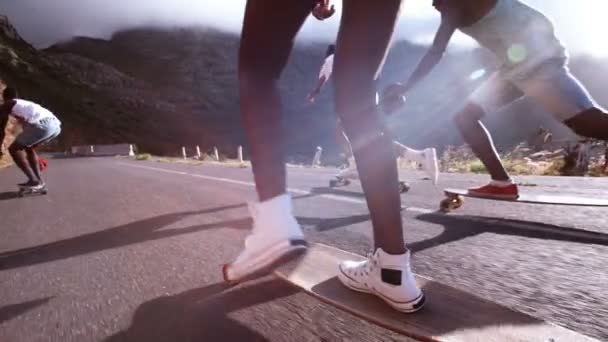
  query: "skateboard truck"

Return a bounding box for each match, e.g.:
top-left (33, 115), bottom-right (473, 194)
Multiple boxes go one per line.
top-left (330, 177), bottom-right (410, 194)
top-left (439, 193), bottom-right (464, 213)
top-left (18, 185), bottom-right (48, 197)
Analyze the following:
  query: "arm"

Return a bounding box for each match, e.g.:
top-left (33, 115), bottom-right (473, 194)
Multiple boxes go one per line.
top-left (0, 105), bottom-right (11, 156)
top-left (312, 0), bottom-right (335, 20)
top-left (307, 75), bottom-right (329, 103)
top-left (401, 18), bottom-right (456, 93)
top-left (307, 55), bottom-right (333, 103)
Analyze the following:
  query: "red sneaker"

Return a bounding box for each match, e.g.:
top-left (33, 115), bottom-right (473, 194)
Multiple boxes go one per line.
top-left (468, 183), bottom-right (519, 199)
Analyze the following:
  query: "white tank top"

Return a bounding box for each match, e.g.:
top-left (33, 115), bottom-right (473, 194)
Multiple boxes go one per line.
top-left (11, 99), bottom-right (57, 124)
top-left (459, 0), bottom-right (566, 76)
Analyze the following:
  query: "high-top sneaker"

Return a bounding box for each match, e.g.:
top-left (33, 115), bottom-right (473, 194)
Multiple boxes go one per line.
top-left (223, 193), bottom-right (307, 283)
top-left (338, 248), bottom-right (425, 313)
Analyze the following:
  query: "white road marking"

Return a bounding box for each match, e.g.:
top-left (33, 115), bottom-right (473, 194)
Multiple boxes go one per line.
top-left (120, 162), bottom-right (608, 243)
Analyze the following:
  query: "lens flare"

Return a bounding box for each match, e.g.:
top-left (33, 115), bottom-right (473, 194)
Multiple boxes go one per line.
top-left (469, 69), bottom-right (486, 81)
top-left (507, 44), bottom-right (528, 63)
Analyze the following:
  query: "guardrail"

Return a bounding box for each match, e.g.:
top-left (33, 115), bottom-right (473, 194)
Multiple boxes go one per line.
top-left (71, 144), bottom-right (135, 157)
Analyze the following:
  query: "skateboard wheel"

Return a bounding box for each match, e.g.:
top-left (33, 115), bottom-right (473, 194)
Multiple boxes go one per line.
top-left (342, 179), bottom-right (351, 186)
top-left (222, 264), bottom-right (238, 286)
top-left (399, 181), bottom-right (410, 193)
top-left (439, 198), bottom-right (452, 212)
top-left (329, 179), bottom-right (338, 187)
top-left (452, 195), bottom-right (463, 209)
top-left (440, 196), bottom-right (463, 213)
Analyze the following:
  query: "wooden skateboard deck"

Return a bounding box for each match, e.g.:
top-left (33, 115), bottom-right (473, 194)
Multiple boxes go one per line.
top-left (440, 188), bottom-right (608, 212)
top-left (275, 243), bottom-right (598, 342)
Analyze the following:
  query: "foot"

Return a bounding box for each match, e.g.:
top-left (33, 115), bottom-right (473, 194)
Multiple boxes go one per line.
top-left (337, 164), bottom-right (358, 180)
top-left (468, 180), bottom-right (518, 199)
top-left (421, 148), bottom-right (439, 185)
top-left (338, 248), bottom-right (425, 313)
top-left (19, 180), bottom-right (44, 189)
top-left (223, 194), bottom-right (307, 284)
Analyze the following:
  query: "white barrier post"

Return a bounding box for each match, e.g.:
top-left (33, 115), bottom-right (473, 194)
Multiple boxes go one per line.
top-left (182, 146), bottom-right (187, 160)
top-left (90, 145), bottom-right (94, 154)
top-left (312, 146), bottom-right (323, 167)
top-left (129, 144), bottom-right (135, 157)
top-left (196, 145), bottom-right (202, 159)
top-left (213, 147), bottom-right (219, 161)
top-left (237, 146), bottom-right (244, 164)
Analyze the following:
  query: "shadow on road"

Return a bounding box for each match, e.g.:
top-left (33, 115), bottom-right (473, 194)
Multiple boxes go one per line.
top-left (297, 214), bottom-right (371, 232)
top-left (105, 279), bottom-right (298, 342)
top-left (309, 186), bottom-right (366, 200)
top-left (0, 297), bottom-right (54, 324)
top-left (0, 191), bottom-right (352, 271)
top-left (0, 191), bottom-right (20, 201)
top-left (412, 213), bottom-right (608, 254)
top-left (0, 203), bottom-right (251, 271)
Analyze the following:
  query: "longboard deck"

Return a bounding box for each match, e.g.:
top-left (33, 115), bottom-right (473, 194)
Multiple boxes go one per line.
top-left (444, 188), bottom-right (608, 207)
top-left (275, 243), bottom-right (598, 342)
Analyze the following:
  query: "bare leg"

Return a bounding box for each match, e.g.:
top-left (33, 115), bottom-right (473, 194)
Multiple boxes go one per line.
top-left (337, 128), bottom-right (354, 160)
top-left (454, 103), bottom-right (511, 181)
top-left (238, 0), bottom-right (311, 201)
top-left (26, 148), bottom-right (42, 183)
top-left (393, 142), bottom-right (423, 162)
top-left (333, 0), bottom-right (404, 254)
top-left (9, 142), bottom-right (36, 182)
top-left (564, 107), bottom-right (608, 140)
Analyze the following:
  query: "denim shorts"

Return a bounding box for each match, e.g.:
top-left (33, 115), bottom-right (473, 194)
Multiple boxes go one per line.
top-left (470, 59), bottom-right (596, 121)
top-left (16, 117), bottom-right (62, 148)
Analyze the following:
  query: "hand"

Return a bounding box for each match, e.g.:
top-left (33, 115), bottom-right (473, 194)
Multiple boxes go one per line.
top-left (380, 83), bottom-right (407, 116)
top-left (312, 0), bottom-right (335, 20)
top-left (306, 93), bottom-right (317, 104)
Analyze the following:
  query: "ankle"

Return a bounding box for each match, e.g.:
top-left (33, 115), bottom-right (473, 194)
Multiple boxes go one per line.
top-left (375, 246), bottom-right (408, 258)
top-left (490, 178), bottom-right (514, 187)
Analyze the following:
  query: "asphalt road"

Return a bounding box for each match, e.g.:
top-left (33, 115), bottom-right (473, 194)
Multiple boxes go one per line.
top-left (1, 157), bottom-right (607, 342)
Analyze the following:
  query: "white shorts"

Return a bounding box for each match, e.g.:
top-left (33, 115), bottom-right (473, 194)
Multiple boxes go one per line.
top-left (470, 59), bottom-right (597, 121)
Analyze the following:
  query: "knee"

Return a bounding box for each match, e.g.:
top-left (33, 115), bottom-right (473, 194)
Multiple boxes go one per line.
top-left (339, 117), bottom-right (389, 155)
top-left (453, 103), bottom-right (484, 130)
top-left (238, 48), bottom-right (285, 91)
top-left (334, 82), bottom-right (377, 118)
top-left (563, 118), bottom-right (583, 136)
top-left (8, 142), bottom-right (24, 154)
top-left (238, 66), bottom-right (278, 91)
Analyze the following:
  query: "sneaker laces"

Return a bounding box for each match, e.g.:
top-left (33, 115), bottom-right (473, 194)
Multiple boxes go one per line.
top-left (354, 251), bottom-right (378, 277)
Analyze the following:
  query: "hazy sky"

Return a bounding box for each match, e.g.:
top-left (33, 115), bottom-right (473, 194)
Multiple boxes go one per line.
top-left (1, 0), bottom-right (607, 56)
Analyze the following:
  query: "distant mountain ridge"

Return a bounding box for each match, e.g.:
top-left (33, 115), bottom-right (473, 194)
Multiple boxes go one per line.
top-left (3, 14), bottom-right (606, 161)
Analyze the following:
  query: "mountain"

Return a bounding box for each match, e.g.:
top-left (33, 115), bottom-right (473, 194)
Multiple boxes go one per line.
top-left (0, 15), bottom-right (208, 155)
top-left (47, 27), bottom-right (339, 160)
top-left (51, 26), bottom-right (608, 158)
top-left (3, 13), bottom-right (607, 162)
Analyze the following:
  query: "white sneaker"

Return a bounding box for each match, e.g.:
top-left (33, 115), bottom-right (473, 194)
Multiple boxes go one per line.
top-left (338, 248), bottom-right (425, 313)
top-left (223, 193), bottom-right (307, 284)
top-left (337, 163), bottom-right (358, 180)
top-left (422, 148), bottom-right (439, 186)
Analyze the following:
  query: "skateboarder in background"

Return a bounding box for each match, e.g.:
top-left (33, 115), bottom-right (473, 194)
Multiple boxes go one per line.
top-left (383, 0), bottom-right (608, 199)
top-left (0, 87), bottom-right (61, 189)
top-left (308, 44), bottom-right (439, 185)
top-left (225, 0), bottom-right (425, 313)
